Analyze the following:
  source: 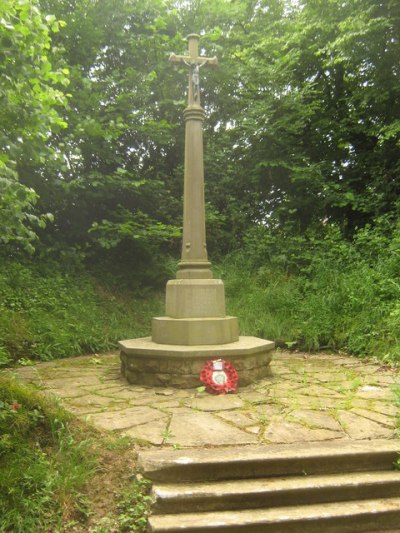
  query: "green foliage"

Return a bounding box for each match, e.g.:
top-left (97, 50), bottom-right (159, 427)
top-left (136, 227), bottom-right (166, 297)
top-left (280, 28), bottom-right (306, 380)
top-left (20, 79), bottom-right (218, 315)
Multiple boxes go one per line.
top-left (0, 176), bottom-right (55, 253)
top-left (0, 259), bottom-right (163, 364)
top-left (89, 210), bottom-right (181, 250)
top-left (395, 386), bottom-right (400, 445)
top-left (81, 475), bottom-right (152, 533)
top-left (223, 220), bottom-right (400, 362)
top-left (1, 0), bottom-right (399, 258)
top-left (192, 0), bottom-right (400, 245)
top-left (116, 477), bottom-right (153, 532)
top-left (30, 0), bottom-right (184, 260)
top-left (0, 0), bottom-right (68, 252)
top-left (0, 0), bottom-right (68, 157)
top-left (0, 376), bottom-right (96, 532)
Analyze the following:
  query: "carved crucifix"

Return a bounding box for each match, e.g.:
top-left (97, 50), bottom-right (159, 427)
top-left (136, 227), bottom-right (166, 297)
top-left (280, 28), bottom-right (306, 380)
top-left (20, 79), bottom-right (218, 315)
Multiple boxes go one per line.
top-left (169, 33), bottom-right (218, 107)
top-left (169, 34), bottom-right (218, 279)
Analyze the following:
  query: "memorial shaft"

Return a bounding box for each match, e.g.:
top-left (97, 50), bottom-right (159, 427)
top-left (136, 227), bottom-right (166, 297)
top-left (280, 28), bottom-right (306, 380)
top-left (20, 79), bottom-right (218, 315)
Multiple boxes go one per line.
top-left (169, 34), bottom-right (217, 279)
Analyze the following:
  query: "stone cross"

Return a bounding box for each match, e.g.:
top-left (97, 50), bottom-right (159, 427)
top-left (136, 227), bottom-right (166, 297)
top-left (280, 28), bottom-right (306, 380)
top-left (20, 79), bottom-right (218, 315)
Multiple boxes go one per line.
top-left (169, 34), bottom-right (218, 279)
top-left (120, 34), bottom-right (273, 386)
top-left (169, 33), bottom-right (218, 107)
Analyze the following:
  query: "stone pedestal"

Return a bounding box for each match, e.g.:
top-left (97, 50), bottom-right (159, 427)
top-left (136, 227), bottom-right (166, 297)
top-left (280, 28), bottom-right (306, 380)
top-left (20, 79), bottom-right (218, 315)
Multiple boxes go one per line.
top-left (152, 278), bottom-right (239, 346)
top-left (166, 279), bottom-right (226, 318)
top-left (152, 316), bottom-right (239, 346)
top-left (120, 274), bottom-right (274, 388)
top-left (120, 336), bottom-right (275, 388)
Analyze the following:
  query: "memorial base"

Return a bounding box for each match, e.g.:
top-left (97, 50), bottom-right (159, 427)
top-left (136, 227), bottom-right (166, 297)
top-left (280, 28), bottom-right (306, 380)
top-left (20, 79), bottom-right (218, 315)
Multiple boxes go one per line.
top-left (119, 336), bottom-right (275, 388)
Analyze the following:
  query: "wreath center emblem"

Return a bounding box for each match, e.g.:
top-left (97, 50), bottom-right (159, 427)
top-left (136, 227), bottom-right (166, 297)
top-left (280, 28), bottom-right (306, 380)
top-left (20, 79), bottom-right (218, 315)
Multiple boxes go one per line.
top-left (200, 358), bottom-right (238, 394)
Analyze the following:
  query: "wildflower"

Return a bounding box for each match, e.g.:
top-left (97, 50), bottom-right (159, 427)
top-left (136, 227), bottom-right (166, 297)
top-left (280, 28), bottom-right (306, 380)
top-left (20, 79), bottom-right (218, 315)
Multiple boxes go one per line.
top-left (10, 401), bottom-right (21, 411)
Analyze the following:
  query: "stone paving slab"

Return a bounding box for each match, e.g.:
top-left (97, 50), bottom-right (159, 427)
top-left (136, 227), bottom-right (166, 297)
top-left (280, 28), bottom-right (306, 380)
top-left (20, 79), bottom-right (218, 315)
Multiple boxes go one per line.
top-left (5, 350), bottom-right (400, 448)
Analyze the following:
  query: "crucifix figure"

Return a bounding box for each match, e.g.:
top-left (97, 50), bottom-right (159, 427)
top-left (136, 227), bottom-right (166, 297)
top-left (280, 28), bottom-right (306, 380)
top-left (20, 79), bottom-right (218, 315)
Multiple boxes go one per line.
top-left (169, 34), bottom-right (218, 279)
top-left (170, 33), bottom-right (217, 108)
top-left (191, 64), bottom-right (200, 102)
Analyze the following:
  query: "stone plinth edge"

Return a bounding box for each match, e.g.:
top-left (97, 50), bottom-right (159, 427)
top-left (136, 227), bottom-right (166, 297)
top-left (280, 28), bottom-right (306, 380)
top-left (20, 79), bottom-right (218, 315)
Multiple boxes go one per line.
top-left (119, 336), bottom-right (275, 388)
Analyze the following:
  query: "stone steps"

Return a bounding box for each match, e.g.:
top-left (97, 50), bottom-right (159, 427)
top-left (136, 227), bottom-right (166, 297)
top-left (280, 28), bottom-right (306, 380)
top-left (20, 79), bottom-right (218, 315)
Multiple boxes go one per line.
top-left (139, 440), bottom-right (399, 482)
top-left (152, 471), bottom-right (400, 514)
top-left (139, 440), bottom-right (400, 532)
top-left (148, 498), bottom-right (400, 532)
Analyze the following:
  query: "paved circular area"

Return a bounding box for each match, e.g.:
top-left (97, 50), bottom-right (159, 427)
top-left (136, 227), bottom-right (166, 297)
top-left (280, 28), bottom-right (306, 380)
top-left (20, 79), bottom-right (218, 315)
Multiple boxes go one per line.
top-left (10, 350), bottom-right (399, 448)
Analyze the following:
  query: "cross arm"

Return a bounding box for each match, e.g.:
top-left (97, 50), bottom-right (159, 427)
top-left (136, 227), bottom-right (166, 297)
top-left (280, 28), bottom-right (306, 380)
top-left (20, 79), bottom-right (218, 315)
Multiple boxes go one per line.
top-left (169, 53), bottom-right (218, 67)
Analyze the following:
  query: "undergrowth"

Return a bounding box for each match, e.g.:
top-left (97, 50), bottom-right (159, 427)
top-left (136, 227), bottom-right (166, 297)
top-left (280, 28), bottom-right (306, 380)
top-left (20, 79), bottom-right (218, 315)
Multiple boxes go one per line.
top-left (0, 259), bottom-right (163, 365)
top-left (87, 476), bottom-right (152, 533)
top-left (1, 217), bottom-right (400, 366)
top-left (0, 375), bottom-right (97, 532)
top-left (0, 375), bottom-right (153, 532)
top-left (220, 219), bottom-right (400, 364)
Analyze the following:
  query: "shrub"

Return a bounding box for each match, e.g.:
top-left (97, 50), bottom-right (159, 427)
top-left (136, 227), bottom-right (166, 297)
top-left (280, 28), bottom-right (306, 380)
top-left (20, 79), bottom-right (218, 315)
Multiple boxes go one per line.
top-left (0, 259), bottom-right (163, 364)
top-left (222, 220), bottom-right (400, 363)
top-left (0, 376), bottom-right (97, 532)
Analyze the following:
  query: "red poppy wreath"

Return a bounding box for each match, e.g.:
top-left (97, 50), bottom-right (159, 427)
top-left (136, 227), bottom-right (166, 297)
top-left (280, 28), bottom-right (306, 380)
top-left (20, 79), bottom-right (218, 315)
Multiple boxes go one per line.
top-left (200, 358), bottom-right (238, 394)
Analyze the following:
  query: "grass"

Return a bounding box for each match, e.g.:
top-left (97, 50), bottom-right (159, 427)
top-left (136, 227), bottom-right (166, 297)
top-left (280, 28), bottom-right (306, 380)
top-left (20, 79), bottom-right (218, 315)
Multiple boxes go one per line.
top-left (105, 477), bottom-right (152, 533)
top-left (0, 259), bottom-right (163, 365)
top-left (2, 220), bottom-right (400, 367)
top-left (218, 224), bottom-right (400, 364)
top-left (0, 375), bottom-right (97, 532)
top-left (0, 375), bottom-right (152, 532)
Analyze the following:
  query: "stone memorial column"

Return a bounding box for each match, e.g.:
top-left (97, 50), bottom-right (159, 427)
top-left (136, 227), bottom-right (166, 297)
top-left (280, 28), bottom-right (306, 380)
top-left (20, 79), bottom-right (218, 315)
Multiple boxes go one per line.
top-left (152, 34), bottom-right (239, 346)
top-left (119, 34), bottom-right (275, 388)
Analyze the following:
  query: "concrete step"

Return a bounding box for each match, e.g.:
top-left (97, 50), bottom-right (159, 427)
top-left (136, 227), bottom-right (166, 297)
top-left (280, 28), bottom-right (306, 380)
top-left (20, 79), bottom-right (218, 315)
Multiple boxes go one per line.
top-left (139, 440), bottom-right (399, 482)
top-left (151, 470), bottom-right (400, 514)
top-left (142, 441), bottom-right (400, 532)
top-left (148, 497), bottom-right (400, 532)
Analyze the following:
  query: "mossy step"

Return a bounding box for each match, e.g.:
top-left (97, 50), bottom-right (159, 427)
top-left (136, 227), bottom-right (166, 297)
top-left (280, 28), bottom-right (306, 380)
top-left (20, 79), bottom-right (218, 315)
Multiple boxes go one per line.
top-left (148, 497), bottom-right (400, 532)
top-left (152, 470), bottom-right (400, 514)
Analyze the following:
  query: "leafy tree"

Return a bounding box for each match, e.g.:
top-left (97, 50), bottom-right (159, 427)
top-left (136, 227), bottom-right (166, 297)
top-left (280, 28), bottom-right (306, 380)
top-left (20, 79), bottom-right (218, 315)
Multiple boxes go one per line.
top-left (0, 0), bottom-right (68, 252)
top-left (216, 0), bottom-right (400, 236)
top-left (4, 0), bottom-right (399, 257)
top-left (32, 0), bottom-right (184, 265)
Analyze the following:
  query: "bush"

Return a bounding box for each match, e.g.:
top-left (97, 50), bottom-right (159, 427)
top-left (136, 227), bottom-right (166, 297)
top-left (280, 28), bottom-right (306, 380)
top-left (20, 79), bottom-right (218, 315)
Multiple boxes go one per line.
top-left (0, 259), bottom-right (163, 364)
top-left (222, 220), bottom-right (400, 362)
top-left (0, 376), bottom-right (97, 532)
